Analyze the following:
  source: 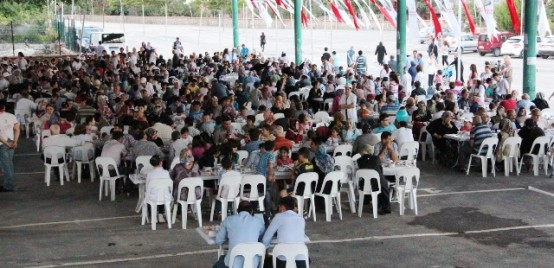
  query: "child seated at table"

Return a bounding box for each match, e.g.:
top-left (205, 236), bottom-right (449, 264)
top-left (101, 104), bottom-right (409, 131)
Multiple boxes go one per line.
top-left (276, 146), bottom-right (293, 167)
top-left (460, 119), bottom-right (473, 132)
top-left (280, 147), bottom-right (314, 197)
top-left (326, 127), bottom-right (342, 147)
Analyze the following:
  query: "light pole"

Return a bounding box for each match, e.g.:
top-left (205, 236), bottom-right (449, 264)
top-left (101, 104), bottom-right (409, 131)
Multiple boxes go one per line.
top-left (397, 0), bottom-right (407, 79)
top-left (523, 0), bottom-right (538, 99)
top-left (232, 0), bottom-right (240, 49)
top-left (294, 0), bottom-right (303, 64)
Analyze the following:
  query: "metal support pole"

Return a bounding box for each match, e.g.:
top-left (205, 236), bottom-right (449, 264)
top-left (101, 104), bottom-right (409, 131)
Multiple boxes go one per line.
top-left (457, 0), bottom-right (462, 82)
top-left (10, 22), bottom-right (15, 57)
top-left (232, 0), bottom-right (240, 49)
top-left (294, 0), bottom-right (303, 64)
top-left (523, 0), bottom-right (537, 99)
top-left (397, 0), bottom-right (407, 79)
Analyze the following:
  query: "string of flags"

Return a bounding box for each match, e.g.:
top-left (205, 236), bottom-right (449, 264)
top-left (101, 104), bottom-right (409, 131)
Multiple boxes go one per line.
top-left (245, 0), bottom-right (551, 41)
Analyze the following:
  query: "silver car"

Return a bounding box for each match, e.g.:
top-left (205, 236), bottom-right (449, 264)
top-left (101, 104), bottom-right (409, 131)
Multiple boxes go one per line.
top-left (447, 34), bottom-right (478, 53)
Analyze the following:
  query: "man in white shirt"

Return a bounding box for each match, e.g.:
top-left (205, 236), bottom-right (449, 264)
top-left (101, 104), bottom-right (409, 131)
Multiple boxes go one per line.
top-left (262, 197), bottom-right (307, 268)
top-left (170, 128), bottom-right (192, 161)
top-left (101, 131), bottom-right (128, 168)
top-left (42, 124), bottom-right (83, 150)
top-left (0, 100), bottom-right (20, 191)
top-left (14, 92), bottom-right (37, 122)
top-left (339, 84), bottom-right (357, 123)
top-left (392, 121), bottom-right (415, 151)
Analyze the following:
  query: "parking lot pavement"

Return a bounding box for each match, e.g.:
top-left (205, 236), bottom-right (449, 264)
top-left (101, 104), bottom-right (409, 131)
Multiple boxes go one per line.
top-left (2, 139), bottom-right (554, 267)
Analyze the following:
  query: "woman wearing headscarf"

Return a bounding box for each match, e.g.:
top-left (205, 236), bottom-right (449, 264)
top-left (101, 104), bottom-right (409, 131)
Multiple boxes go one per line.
top-left (519, 119), bottom-right (545, 161)
top-left (535, 92), bottom-right (550, 110)
top-left (356, 144), bottom-right (391, 215)
top-left (496, 119), bottom-right (518, 162)
top-left (310, 138), bottom-right (334, 194)
top-left (170, 149), bottom-right (201, 201)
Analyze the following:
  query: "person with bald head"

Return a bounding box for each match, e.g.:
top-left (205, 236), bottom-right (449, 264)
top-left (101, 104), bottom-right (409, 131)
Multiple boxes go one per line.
top-left (42, 124), bottom-right (83, 150)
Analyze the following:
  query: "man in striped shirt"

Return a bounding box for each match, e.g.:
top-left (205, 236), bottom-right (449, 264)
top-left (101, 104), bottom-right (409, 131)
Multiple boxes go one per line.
top-left (459, 116), bottom-right (493, 170)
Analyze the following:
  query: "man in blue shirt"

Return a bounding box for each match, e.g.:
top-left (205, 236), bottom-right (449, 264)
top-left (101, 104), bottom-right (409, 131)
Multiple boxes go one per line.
top-left (240, 44), bottom-right (249, 59)
top-left (262, 197), bottom-right (308, 268)
top-left (373, 114), bottom-right (397, 134)
top-left (214, 201), bottom-right (266, 268)
top-left (380, 95), bottom-right (400, 116)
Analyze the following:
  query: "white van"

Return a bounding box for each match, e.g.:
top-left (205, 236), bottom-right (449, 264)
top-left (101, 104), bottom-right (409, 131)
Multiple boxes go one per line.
top-left (90, 32), bottom-right (126, 54)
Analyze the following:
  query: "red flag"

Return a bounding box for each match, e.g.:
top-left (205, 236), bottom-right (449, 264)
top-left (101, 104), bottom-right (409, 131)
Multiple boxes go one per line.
top-left (275, 0), bottom-right (288, 9)
top-left (371, 0), bottom-right (396, 28)
top-left (328, 0), bottom-right (345, 23)
top-left (344, 0), bottom-right (360, 30)
top-left (461, 0), bottom-right (476, 36)
top-left (301, 8), bottom-right (309, 26)
top-left (423, 0), bottom-right (442, 37)
top-left (506, 0), bottom-right (521, 34)
top-left (251, 0), bottom-right (257, 9)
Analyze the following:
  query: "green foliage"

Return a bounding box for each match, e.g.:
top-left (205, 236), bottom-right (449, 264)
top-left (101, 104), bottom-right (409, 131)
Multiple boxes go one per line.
top-left (0, 1), bottom-right (48, 25)
top-left (494, 0), bottom-right (521, 32)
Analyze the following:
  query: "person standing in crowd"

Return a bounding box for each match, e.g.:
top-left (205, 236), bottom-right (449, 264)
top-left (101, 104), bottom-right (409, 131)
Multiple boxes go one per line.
top-left (375, 42), bottom-right (387, 66)
top-left (0, 100), bottom-right (19, 192)
top-left (355, 50), bottom-right (367, 76)
top-left (347, 46), bottom-right (356, 67)
top-left (260, 32), bottom-right (266, 52)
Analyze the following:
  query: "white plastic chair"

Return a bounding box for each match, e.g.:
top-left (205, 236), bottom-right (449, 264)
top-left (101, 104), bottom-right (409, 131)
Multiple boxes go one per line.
top-left (314, 171), bottom-right (344, 222)
top-left (393, 168), bottom-right (420, 216)
top-left (65, 127), bottom-right (75, 136)
top-left (172, 177), bottom-right (204, 229)
top-left (239, 175), bottom-right (266, 211)
top-left (228, 242), bottom-right (266, 268)
top-left (43, 146), bottom-right (70, 186)
top-left (356, 169), bottom-right (382, 219)
top-left (272, 243), bottom-right (310, 268)
top-left (333, 156), bottom-right (357, 213)
top-left (135, 155), bottom-right (153, 174)
top-left (541, 108), bottom-right (554, 118)
top-left (15, 111), bottom-right (32, 138)
top-left (333, 144), bottom-right (353, 157)
top-left (466, 137), bottom-right (499, 178)
top-left (255, 113), bottom-right (265, 126)
top-left (351, 153), bottom-right (362, 161)
top-left (210, 173), bottom-right (242, 222)
top-left (288, 91), bottom-right (301, 99)
top-left (169, 157), bottom-right (180, 171)
top-left (37, 129), bottom-right (51, 152)
top-left (417, 126), bottom-right (435, 163)
top-left (231, 122), bottom-right (244, 135)
top-left (237, 150), bottom-right (249, 166)
top-left (399, 141), bottom-right (420, 162)
top-left (99, 126), bottom-right (114, 138)
top-left (519, 136), bottom-right (551, 176)
top-left (293, 172), bottom-right (319, 222)
top-left (141, 178), bottom-right (173, 230)
top-left (501, 137), bottom-right (522, 177)
top-left (95, 157), bottom-right (126, 201)
top-left (71, 143), bottom-right (96, 183)
top-left (313, 111), bottom-right (330, 123)
top-left (323, 98), bottom-right (334, 112)
top-left (274, 113), bottom-right (285, 120)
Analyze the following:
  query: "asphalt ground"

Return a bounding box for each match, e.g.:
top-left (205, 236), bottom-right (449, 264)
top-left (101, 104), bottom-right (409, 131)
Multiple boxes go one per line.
top-left (2, 136), bottom-right (554, 268)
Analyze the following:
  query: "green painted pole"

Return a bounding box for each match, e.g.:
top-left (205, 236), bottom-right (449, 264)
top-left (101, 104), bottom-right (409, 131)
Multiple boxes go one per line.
top-left (397, 0), bottom-right (406, 79)
top-left (294, 0), bottom-right (302, 65)
top-left (523, 0), bottom-right (537, 99)
top-left (231, 0), bottom-right (239, 50)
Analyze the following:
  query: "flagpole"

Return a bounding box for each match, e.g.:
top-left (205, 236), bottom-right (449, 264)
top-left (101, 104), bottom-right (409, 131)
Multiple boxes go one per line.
top-left (457, 0), bottom-right (462, 83)
top-left (294, 0), bottom-right (303, 64)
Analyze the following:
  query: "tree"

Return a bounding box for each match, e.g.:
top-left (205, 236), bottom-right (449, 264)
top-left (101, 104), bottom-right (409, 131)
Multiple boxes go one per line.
top-left (494, 0), bottom-right (522, 33)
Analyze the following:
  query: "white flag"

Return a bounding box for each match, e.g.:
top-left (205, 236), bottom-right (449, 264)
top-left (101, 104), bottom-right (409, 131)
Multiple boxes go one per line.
top-left (257, 0), bottom-right (273, 28)
top-left (474, 0), bottom-right (498, 40)
top-left (538, 0), bottom-right (552, 39)
top-left (434, 0), bottom-right (460, 38)
top-left (353, 0), bottom-right (371, 29)
top-left (407, 0), bottom-right (420, 43)
top-left (363, 0), bottom-right (382, 32)
top-left (334, 0), bottom-right (356, 29)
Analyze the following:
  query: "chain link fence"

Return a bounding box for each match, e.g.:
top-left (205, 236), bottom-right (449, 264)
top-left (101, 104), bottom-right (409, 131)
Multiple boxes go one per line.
top-left (0, 18), bottom-right (79, 57)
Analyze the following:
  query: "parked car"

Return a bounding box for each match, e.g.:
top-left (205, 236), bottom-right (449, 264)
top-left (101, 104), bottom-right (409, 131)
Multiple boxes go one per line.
top-left (76, 26), bottom-right (103, 50)
top-left (501, 35), bottom-right (542, 58)
top-left (447, 33), bottom-right (478, 53)
top-left (478, 32), bottom-right (515, 57)
top-left (419, 27), bottom-right (453, 44)
top-left (538, 36), bottom-right (554, 59)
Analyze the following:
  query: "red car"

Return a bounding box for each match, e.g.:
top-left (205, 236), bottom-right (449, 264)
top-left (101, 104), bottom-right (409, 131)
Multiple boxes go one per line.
top-left (478, 32), bottom-right (515, 57)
